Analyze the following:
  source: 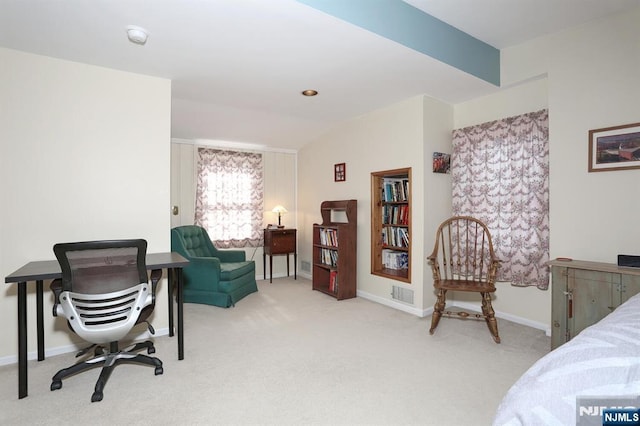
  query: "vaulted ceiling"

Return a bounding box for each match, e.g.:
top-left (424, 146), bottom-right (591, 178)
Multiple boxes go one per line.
top-left (1, 0), bottom-right (638, 150)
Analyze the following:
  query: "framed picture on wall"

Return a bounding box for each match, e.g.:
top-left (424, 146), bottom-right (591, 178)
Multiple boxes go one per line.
top-left (589, 122), bottom-right (640, 172)
top-left (334, 163), bottom-right (346, 181)
top-left (432, 152), bottom-right (451, 174)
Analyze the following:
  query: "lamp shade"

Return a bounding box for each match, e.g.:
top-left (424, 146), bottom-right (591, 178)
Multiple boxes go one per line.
top-left (271, 205), bottom-right (288, 214)
top-left (272, 205), bottom-right (287, 226)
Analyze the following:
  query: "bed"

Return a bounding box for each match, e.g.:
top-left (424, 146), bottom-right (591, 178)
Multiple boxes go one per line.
top-left (493, 292), bottom-right (640, 425)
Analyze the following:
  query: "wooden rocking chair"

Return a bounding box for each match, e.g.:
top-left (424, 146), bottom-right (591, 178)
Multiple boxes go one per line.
top-left (427, 216), bottom-right (502, 343)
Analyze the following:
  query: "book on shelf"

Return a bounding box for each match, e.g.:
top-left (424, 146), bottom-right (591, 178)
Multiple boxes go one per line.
top-left (321, 248), bottom-right (338, 267)
top-left (318, 228), bottom-right (338, 247)
top-left (382, 249), bottom-right (409, 270)
top-left (380, 227), bottom-right (409, 248)
top-left (382, 178), bottom-right (410, 203)
top-left (382, 204), bottom-right (409, 225)
top-left (329, 270), bottom-right (338, 293)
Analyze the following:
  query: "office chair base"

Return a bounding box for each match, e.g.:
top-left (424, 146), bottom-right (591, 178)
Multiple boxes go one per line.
top-left (51, 342), bottom-right (163, 402)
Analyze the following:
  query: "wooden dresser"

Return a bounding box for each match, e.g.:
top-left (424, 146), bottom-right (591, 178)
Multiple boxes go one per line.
top-left (549, 258), bottom-right (640, 349)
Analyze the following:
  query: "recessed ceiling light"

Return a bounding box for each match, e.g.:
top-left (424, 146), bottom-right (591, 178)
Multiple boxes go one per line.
top-left (127, 25), bottom-right (149, 45)
top-left (301, 89), bottom-right (318, 96)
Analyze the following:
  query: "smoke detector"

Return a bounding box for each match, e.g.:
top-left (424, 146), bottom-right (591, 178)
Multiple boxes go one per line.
top-left (127, 25), bottom-right (148, 45)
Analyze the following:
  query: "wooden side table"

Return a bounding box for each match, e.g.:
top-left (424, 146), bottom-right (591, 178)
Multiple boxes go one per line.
top-left (263, 228), bottom-right (297, 283)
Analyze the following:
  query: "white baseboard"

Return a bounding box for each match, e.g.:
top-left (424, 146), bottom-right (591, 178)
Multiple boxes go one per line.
top-left (297, 271), bottom-right (312, 280)
top-left (257, 272), bottom-right (311, 281)
top-left (260, 270), bottom-right (549, 335)
top-left (298, 279), bottom-right (550, 335)
top-left (0, 328), bottom-right (170, 367)
top-left (451, 301), bottom-right (551, 336)
top-left (357, 291), bottom-right (551, 336)
top-left (357, 289), bottom-right (431, 317)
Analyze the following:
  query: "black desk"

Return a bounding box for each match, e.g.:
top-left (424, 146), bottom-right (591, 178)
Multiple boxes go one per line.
top-left (4, 252), bottom-right (189, 399)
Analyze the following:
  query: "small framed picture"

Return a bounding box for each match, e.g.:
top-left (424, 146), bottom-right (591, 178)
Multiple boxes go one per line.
top-left (589, 122), bottom-right (640, 172)
top-left (334, 163), bottom-right (346, 182)
top-left (433, 152), bottom-right (450, 174)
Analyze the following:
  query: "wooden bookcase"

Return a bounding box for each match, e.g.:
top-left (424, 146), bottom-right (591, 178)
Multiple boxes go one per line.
top-left (312, 200), bottom-right (357, 300)
top-left (371, 168), bottom-right (411, 283)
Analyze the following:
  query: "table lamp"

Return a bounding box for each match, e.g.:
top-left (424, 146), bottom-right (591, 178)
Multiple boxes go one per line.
top-left (272, 205), bottom-right (287, 228)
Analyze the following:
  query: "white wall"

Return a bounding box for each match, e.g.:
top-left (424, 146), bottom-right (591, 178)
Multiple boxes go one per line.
top-left (0, 48), bottom-right (171, 362)
top-left (422, 96), bottom-right (455, 309)
top-left (541, 9), bottom-right (640, 263)
top-left (169, 140), bottom-right (297, 279)
top-left (455, 77), bottom-right (548, 129)
top-left (298, 95), bottom-right (452, 315)
top-left (170, 142), bottom-right (197, 228)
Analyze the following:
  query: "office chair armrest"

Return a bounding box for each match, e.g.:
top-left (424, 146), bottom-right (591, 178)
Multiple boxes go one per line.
top-left (149, 269), bottom-right (162, 305)
top-left (50, 278), bottom-right (63, 317)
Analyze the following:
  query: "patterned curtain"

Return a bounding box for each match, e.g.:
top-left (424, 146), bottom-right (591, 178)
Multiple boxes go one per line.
top-left (451, 109), bottom-right (549, 289)
top-left (195, 148), bottom-right (264, 248)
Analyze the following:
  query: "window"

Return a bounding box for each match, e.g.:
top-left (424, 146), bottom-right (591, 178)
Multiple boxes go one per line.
top-left (195, 148), bottom-right (263, 248)
top-left (451, 109), bottom-right (549, 289)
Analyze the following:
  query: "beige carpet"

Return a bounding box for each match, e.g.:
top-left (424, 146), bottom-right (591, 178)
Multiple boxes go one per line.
top-left (0, 277), bottom-right (549, 425)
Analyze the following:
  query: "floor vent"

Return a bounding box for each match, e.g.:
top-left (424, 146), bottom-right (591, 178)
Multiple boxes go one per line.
top-left (301, 261), bottom-right (311, 272)
top-left (392, 286), bottom-right (414, 304)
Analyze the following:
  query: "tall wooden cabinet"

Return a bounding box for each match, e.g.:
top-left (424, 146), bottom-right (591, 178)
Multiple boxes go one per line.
top-left (371, 168), bottom-right (411, 283)
top-left (549, 258), bottom-right (640, 349)
top-left (312, 200), bottom-right (357, 300)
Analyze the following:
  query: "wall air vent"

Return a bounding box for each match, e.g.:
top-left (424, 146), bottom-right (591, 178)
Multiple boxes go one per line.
top-left (391, 285), bottom-right (414, 304)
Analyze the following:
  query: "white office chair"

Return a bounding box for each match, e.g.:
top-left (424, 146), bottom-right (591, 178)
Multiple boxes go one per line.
top-left (50, 239), bottom-right (163, 402)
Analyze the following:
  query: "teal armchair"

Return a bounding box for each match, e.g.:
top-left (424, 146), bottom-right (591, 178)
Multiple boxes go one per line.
top-left (171, 225), bottom-right (258, 308)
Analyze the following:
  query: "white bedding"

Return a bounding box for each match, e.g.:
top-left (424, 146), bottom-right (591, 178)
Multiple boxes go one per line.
top-left (493, 292), bottom-right (640, 425)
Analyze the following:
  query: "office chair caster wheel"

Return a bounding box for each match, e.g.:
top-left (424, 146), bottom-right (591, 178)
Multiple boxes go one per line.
top-left (91, 391), bottom-right (103, 402)
top-left (155, 366), bottom-right (163, 375)
top-left (51, 380), bottom-right (62, 391)
top-left (148, 346), bottom-right (155, 354)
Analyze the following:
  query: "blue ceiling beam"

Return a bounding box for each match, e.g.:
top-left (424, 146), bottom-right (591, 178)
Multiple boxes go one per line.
top-left (297, 0), bottom-right (500, 86)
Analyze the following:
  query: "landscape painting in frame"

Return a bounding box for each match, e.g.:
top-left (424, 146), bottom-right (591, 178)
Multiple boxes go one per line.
top-left (589, 122), bottom-right (640, 172)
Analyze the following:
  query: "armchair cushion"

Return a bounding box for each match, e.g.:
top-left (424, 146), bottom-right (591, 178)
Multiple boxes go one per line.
top-left (220, 262), bottom-right (255, 281)
top-left (171, 225), bottom-right (258, 308)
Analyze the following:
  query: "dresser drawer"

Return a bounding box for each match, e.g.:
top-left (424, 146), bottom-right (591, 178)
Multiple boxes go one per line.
top-left (264, 229), bottom-right (296, 255)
